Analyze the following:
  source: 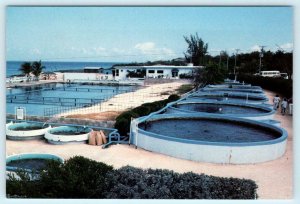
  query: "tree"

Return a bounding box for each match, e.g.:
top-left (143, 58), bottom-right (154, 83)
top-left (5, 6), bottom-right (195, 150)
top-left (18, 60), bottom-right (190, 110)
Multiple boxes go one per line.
top-left (193, 62), bottom-right (227, 87)
top-left (31, 60), bottom-right (45, 81)
top-left (183, 33), bottom-right (208, 66)
top-left (19, 62), bottom-right (32, 81)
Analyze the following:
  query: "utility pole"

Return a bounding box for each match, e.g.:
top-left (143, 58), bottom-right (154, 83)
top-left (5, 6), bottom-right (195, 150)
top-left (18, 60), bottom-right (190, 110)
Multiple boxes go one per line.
top-left (234, 49), bottom-right (240, 75)
top-left (227, 54), bottom-right (229, 71)
top-left (219, 51), bottom-right (222, 68)
top-left (259, 45), bottom-right (266, 74)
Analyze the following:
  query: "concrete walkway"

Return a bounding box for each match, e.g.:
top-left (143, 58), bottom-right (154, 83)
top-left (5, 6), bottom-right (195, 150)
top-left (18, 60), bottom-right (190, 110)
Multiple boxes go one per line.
top-left (6, 89), bottom-right (293, 199)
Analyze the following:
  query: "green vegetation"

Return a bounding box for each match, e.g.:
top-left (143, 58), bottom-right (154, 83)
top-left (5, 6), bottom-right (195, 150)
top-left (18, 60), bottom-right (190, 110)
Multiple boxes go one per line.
top-left (31, 61), bottom-right (45, 81)
top-left (184, 33), bottom-right (208, 66)
top-left (193, 63), bottom-right (227, 87)
top-left (19, 62), bottom-right (32, 81)
top-left (176, 84), bottom-right (194, 95)
top-left (114, 94), bottom-right (180, 136)
top-left (7, 156), bottom-right (258, 199)
top-left (237, 74), bottom-right (293, 98)
top-left (19, 60), bottom-right (45, 81)
top-left (7, 156), bottom-right (113, 198)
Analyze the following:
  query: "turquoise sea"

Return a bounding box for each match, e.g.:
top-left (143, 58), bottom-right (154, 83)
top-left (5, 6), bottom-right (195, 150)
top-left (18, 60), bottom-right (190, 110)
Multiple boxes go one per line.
top-left (6, 61), bottom-right (122, 77)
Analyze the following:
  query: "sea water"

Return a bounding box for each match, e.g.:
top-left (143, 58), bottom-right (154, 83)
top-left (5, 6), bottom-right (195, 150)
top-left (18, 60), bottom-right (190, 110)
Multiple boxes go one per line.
top-left (6, 61), bottom-right (120, 77)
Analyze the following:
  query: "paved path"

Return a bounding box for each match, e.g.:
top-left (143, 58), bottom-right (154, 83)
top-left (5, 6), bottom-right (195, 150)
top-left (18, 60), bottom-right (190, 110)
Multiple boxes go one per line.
top-left (6, 89), bottom-right (293, 199)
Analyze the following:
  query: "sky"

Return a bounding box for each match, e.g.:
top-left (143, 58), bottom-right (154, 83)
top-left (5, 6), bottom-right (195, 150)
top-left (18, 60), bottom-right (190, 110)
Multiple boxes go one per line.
top-left (6, 6), bottom-right (293, 62)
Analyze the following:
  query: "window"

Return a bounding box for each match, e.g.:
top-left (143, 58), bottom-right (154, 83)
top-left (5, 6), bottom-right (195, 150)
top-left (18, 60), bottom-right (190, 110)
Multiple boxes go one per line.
top-left (148, 70), bottom-right (155, 73)
top-left (157, 70), bottom-right (164, 74)
top-left (121, 70), bottom-right (123, 72)
top-left (116, 69), bottom-right (119, 76)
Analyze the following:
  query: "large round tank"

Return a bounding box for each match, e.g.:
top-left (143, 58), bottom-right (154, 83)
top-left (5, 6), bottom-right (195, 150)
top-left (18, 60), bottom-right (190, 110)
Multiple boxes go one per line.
top-left (44, 126), bottom-right (93, 144)
top-left (6, 122), bottom-right (51, 140)
top-left (131, 114), bottom-right (287, 164)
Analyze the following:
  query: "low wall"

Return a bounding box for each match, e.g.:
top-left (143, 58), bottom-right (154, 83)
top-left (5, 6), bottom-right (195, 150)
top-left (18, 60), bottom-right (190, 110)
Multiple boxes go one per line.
top-left (130, 114), bottom-right (288, 164)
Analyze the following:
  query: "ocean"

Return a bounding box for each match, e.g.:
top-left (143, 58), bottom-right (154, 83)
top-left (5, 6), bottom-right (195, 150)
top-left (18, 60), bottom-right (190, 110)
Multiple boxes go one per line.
top-left (6, 61), bottom-right (122, 77)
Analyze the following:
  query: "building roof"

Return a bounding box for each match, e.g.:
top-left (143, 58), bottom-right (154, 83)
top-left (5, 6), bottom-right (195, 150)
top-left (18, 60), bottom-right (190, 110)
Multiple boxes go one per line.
top-left (114, 64), bottom-right (203, 69)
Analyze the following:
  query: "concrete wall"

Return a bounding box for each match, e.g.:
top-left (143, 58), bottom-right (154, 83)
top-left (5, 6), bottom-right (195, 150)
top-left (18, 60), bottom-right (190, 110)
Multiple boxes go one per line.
top-left (130, 114), bottom-right (288, 164)
top-left (134, 130), bottom-right (287, 164)
top-left (63, 72), bottom-right (113, 82)
top-left (44, 126), bottom-right (92, 143)
top-left (6, 122), bottom-right (51, 140)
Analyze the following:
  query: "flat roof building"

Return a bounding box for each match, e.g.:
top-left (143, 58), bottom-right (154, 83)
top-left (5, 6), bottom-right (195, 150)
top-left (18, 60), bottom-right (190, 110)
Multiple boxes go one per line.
top-left (113, 64), bottom-right (202, 80)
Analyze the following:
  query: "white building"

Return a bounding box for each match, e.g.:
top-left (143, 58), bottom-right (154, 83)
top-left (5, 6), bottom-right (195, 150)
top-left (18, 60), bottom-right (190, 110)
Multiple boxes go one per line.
top-left (61, 67), bottom-right (113, 82)
top-left (113, 63), bottom-right (202, 80)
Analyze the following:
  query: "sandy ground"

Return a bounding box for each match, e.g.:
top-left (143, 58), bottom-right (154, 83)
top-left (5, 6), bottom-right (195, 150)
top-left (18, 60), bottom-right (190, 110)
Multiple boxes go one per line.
top-left (58, 81), bottom-right (187, 117)
top-left (6, 89), bottom-right (293, 199)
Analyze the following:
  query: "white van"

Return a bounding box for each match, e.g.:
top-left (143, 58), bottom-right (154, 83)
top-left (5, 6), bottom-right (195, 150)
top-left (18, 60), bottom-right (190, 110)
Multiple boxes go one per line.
top-left (258, 71), bottom-right (281, 78)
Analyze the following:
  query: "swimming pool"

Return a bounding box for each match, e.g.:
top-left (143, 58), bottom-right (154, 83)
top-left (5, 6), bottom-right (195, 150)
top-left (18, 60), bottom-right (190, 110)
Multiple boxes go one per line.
top-left (6, 83), bottom-right (136, 116)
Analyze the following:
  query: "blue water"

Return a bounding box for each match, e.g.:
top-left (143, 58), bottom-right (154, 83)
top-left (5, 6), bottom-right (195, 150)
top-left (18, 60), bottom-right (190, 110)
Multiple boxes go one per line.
top-left (6, 61), bottom-right (122, 77)
top-left (7, 83), bottom-right (136, 116)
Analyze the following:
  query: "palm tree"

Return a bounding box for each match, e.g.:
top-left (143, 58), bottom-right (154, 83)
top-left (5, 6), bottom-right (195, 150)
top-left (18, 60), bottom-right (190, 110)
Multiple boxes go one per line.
top-left (19, 62), bottom-right (32, 81)
top-left (184, 33), bottom-right (208, 66)
top-left (31, 60), bottom-right (45, 81)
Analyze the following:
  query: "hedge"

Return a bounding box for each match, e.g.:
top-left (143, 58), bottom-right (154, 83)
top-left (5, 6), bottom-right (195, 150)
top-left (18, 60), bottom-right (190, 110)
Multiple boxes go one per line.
top-left (114, 94), bottom-right (180, 136)
top-left (237, 74), bottom-right (293, 98)
top-left (104, 166), bottom-right (258, 199)
top-left (7, 156), bottom-right (113, 198)
top-left (7, 156), bottom-right (258, 199)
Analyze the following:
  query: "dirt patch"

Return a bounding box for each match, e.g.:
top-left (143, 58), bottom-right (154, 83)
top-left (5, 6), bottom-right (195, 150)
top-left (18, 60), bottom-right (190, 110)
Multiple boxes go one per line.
top-left (64, 111), bottom-right (122, 121)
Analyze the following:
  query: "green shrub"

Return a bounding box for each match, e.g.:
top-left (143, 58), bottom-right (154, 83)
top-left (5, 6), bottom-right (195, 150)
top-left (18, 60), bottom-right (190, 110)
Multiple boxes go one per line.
top-left (114, 95), bottom-right (180, 135)
top-left (104, 166), bottom-right (258, 199)
top-left (237, 74), bottom-right (292, 98)
top-left (7, 169), bottom-right (42, 198)
top-left (131, 106), bottom-right (151, 116)
top-left (176, 84), bottom-right (194, 94)
top-left (168, 94), bottom-right (180, 102)
top-left (7, 157), bottom-right (258, 199)
top-left (7, 156), bottom-right (113, 198)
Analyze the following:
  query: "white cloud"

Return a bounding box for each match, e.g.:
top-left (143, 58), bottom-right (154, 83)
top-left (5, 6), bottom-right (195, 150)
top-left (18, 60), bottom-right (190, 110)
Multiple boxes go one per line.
top-left (31, 48), bottom-right (41, 55)
top-left (134, 42), bottom-right (175, 58)
top-left (93, 46), bottom-right (106, 54)
top-left (250, 45), bottom-right (261, 52)
top-left (134, 42), bottom-right (156, 53)
top-left (279, 43), bottom-right (293, 50)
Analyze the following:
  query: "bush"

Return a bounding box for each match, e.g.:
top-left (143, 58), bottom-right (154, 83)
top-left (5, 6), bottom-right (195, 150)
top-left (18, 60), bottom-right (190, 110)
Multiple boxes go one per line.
top-left (114, 95), bottom-right (180, 135)
top-left (7, 169), bottom-right (43, 198)
top-left (131, 106), bottom-right (151, 116)
top-left (7, 157), bottom-right (258, 199)
top-left (104, 166), bottom-right (258, 199)
top-left (237, 74), bottom-right (292, 98)
top-left (7, 156), bottom-right (113, 198)
top-left (168, 94), bottom-right (180, 102)
top-left (176, 84), bottom-right (194, 94)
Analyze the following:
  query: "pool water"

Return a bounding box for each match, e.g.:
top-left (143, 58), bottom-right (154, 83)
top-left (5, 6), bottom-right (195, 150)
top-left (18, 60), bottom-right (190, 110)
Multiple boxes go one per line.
top-left (7, 158), bottom-right (52, 171)
top-left (6, 83), bottom-right (136, 116)
top-left (139, 118), bottom-right (281, 143)
top-left (176, 103), bottom-right (269, 114)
